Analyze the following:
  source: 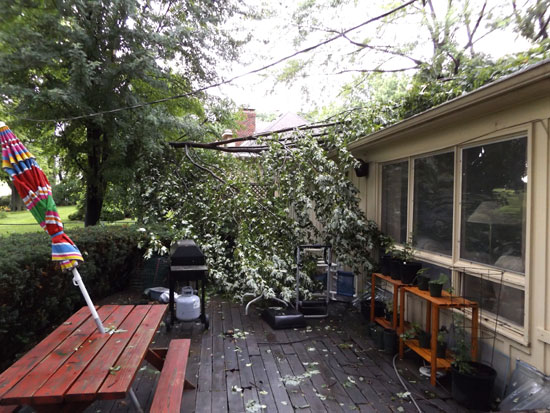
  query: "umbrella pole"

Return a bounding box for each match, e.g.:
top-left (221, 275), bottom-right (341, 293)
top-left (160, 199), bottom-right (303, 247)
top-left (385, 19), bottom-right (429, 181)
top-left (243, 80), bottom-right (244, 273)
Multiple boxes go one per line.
top-left (72, 268), bottom-right (106, 334)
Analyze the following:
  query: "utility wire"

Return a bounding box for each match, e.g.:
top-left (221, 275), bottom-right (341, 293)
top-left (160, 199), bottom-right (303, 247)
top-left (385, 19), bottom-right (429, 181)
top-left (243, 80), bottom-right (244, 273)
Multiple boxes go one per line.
top-left (24, 0), bottom-right (418, 123)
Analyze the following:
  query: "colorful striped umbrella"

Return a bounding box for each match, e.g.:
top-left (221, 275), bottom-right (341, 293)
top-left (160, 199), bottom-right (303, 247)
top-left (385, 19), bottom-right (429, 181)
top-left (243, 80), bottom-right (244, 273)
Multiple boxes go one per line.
top-left (1, 123), bottom-right (105, 333)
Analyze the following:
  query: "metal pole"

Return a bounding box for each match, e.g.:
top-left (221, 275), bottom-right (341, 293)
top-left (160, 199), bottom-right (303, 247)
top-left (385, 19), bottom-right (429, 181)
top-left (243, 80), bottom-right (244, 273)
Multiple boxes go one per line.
top-left (128, 387), bottom-right (144, 413)
top-left (72, 267), bottom-right (106, 334)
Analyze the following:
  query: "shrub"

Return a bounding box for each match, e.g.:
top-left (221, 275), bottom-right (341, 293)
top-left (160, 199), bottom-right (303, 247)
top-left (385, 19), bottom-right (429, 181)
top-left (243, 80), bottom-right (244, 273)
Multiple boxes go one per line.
top-left (68, 206), bottom-right (125, 222)
top-left (0, 225), bottom-right (146, 371)
top-left (68, 206), bottom-right (85, 221)
top-left (101, 207), bottom-right (125, 222)
top-left (0, 195), bottom-right (9, 207)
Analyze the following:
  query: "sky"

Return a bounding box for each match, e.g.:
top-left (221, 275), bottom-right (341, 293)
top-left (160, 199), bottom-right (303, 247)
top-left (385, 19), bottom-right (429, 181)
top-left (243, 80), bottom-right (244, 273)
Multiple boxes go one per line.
top-left (213, 0), bottom-right (533, 117)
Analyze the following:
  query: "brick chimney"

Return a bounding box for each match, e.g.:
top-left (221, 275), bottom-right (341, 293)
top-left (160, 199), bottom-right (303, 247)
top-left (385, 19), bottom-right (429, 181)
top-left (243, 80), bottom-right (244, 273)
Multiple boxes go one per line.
top-left (235, 108), bottom-right (256, 146)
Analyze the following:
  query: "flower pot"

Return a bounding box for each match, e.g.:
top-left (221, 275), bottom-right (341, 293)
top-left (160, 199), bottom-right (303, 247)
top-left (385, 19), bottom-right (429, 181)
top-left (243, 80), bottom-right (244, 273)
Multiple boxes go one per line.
top-left (373, 326), bottom-right (385, 350)
top-left (389, 258), bottom-right (402, 280)
top-left (380, 254), bottom-right (392, 276)
top-left (366, 321), bottom-right (377, 338)
top-left (436, 342), bottom-right (447, 358)
top-left (451, 362), bottom-right (496, 411)
top-left (418, 330), bottom-right (431, 349)
top-left (417, 275), bottom-right (430, 291)
top-left (429, 282), bottom-right (443, 297)
top-left (400, 261), bottom-right (421, 284)
top-left (383, 329), bottom-right (397, 355)
top-left (361, 299), bottom-right (385, 319)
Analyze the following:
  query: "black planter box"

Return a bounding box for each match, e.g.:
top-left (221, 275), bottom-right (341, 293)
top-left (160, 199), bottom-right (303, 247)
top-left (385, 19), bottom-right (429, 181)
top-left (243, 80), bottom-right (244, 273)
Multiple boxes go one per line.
top-left (400, 261), bottom-right (421, 284)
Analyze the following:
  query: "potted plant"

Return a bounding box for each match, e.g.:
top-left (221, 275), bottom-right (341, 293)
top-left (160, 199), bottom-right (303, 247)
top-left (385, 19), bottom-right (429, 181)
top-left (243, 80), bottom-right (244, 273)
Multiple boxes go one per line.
top-left (428, 273), bottom-right (448, 297)
top-left (416, 268), bottom-right (430, 291)
top-left (399, 240), bottom-right (422, 284)
top-left (388, 248), bottom-right (404, 280)
top-left (451, 335), bottom-right (497, 411)
top-left (436, 326), bottom-right (448, 358)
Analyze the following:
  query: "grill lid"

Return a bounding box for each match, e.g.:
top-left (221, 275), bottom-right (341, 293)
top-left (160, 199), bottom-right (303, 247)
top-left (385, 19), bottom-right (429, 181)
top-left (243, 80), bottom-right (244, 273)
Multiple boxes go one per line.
top-left (170, 239), bottom-right (206, 266)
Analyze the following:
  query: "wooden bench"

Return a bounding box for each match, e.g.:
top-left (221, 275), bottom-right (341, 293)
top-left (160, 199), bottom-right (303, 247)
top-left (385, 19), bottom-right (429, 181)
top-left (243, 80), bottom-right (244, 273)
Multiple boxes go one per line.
top-left (148, 339), bottom-right (193, 413)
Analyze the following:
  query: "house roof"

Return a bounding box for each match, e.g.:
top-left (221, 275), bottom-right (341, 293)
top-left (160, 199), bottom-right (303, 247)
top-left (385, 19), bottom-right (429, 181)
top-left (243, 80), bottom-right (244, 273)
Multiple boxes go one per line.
top-left (257, 112), bottom-right (308, 133)
top-left (348, 59), bottom-right (550, 157)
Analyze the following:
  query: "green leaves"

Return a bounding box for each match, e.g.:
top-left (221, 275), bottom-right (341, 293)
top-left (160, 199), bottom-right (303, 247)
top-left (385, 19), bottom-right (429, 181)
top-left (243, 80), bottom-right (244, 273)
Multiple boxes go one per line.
top-left (136, 128), bottom-right (384, 301)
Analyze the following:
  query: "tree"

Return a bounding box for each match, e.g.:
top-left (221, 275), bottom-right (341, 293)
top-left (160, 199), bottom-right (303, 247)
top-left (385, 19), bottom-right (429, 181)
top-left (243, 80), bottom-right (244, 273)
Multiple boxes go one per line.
top-left (136, 131), bottom-right (385, 301)
top-left (0, 0), bottom-right (243, 226)
top-left (512, 0), bottom-right (550, 42)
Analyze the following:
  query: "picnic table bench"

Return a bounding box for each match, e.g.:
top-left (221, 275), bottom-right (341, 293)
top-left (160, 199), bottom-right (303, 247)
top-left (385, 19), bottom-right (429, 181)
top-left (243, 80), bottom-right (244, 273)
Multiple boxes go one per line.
top-left (148, 339), bottom-right (194, 413)
top-left (0, 304), bottom-right (168, 412)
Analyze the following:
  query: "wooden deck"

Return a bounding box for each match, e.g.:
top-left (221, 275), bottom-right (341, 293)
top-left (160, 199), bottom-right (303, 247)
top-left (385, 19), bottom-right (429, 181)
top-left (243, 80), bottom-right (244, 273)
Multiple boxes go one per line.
top-left (85, 296), bottom-right (468, 412)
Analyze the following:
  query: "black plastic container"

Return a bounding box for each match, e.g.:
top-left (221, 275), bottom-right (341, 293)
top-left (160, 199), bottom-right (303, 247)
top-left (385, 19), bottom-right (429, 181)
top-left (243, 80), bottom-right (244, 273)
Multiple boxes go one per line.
top-left (373, 326), bottom-right (385, 350)
top-left (366, 321), bottom-right (377, 337)
top-left (389, 258), bottom-right (402, 280)
top-left (383, 329), bottom-right (397, 355)
top-left (451, 362), bottom-right (496, 411)
top-left (417, 275), bottom-right (430, 291)
top-left (400, 262), bottom-right (421, 284)
top-left (361, 299), bottom-right (385, 319)
top-left (418, 330), bottom-right (431, 349)
top-left (436, 342), bottom-right (447, 358)
top-left (429, 282), bottom-right (443, 297)
top-left (380, 254), bottom-right (392, 276)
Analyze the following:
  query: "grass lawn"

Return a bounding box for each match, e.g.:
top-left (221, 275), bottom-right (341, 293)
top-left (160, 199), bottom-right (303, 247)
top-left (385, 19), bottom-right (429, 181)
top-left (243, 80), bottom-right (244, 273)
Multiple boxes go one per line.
top-left (0, 206), bottom-right (136, 236)
top-left (0, 205), bottom-right (82, 235)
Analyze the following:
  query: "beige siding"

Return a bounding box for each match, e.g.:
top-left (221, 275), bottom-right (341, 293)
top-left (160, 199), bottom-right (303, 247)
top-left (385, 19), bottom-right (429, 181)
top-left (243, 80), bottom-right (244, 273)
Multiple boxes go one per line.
top-left (350, 68), bottom-right (550, 377)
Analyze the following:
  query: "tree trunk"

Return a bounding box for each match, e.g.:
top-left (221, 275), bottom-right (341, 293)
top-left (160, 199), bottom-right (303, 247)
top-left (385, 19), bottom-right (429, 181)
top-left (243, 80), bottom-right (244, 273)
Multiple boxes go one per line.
top-left (7, 181), bottom-right (25, 211)
top-left (84, 125), bottom-right (108, 227)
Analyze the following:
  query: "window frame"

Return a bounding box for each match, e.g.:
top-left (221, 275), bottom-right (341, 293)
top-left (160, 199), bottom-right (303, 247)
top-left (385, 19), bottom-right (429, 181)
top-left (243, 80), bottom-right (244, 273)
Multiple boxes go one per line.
top-left (377, 126), bottom-right (532, 344)
top-left (378, 159), bottom-right (410, 245)
top-left (410, 148), bottom-right (456, 258)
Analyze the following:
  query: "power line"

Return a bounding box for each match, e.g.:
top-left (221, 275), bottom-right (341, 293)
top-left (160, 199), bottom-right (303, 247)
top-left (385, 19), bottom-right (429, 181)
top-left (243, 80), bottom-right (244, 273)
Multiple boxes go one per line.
top-left (24, 0), bottom-right (418, 123)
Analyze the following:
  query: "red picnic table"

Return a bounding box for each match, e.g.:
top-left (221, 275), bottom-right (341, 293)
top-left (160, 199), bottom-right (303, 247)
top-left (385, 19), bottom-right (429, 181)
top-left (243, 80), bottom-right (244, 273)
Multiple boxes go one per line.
top-left (0, 304), bottom-right (167, 413)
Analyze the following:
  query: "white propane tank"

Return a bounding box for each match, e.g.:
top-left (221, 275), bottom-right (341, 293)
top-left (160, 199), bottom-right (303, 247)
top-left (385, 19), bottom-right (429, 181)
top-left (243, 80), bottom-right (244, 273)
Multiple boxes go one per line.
top-left (176, 286), bottom-right (201, 321)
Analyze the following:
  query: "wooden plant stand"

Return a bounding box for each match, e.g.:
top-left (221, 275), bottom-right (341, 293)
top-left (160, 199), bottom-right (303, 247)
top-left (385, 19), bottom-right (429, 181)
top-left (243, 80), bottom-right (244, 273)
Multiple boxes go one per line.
top-left (370, 273), bottom-right (408, 330)
top-left (398, 286), bottom-right (479, 385)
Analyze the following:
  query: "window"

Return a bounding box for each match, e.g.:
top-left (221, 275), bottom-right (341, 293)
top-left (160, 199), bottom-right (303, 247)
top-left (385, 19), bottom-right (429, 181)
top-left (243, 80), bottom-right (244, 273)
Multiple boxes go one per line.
top-left (381, 161), bottom-right (408, 244)
top-left (460, 137), bottom-right (527, 273)
top-left (419, 261), bottom-right (452, 289)
top-left (462, 272), bottom-right (524, 327)
top-left (378, 133), bottom-right (529, 337)
top-left (413, 152), bottom-right (454, 255)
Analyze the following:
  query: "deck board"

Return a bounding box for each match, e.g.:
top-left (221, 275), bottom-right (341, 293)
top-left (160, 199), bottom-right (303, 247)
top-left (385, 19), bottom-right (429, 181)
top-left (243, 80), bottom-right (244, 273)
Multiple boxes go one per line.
top-left (84, 296), bottom-right (470, 413)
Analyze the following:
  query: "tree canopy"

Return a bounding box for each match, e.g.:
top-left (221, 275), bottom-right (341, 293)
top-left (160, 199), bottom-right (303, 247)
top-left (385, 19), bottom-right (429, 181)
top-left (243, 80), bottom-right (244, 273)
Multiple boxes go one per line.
top-left (0, 0), bottom-right (244, 225)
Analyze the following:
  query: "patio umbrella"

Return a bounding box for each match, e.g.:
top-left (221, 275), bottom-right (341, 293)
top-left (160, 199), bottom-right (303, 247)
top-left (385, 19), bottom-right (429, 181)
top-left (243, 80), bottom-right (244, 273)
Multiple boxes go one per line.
top-left (1, 122), bottom-right (105, 334)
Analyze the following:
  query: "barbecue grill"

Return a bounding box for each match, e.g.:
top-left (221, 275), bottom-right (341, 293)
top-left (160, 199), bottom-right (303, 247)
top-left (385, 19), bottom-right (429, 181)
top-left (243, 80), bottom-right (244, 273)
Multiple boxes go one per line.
top-left (168, 239), bottom-right (209, 329)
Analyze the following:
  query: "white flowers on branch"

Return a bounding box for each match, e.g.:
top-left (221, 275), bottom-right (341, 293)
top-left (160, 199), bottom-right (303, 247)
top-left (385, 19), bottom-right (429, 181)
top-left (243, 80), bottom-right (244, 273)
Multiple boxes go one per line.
top-left (134, 131), bottom-right (384, 301)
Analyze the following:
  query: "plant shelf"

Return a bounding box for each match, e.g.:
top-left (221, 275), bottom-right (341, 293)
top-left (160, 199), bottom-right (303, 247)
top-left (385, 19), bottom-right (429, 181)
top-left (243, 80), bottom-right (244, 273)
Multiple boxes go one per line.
top-left (374, 316), bottom-right (392, 330)
top-left (403, 339), bottom-right (452, 369)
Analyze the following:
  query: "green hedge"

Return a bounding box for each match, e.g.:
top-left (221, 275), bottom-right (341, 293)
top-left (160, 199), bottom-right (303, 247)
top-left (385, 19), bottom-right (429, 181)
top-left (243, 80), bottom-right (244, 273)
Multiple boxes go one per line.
top-left (0, 225), bottom-right (146, 371)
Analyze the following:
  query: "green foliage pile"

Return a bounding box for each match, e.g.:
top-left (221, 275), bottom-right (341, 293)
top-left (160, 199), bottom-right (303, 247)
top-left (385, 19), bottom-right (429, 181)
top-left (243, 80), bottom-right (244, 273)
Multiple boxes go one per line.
top-left (0, 225), bottom-right (144, 371)
top-left (135, 134), bottom-right (385, 302)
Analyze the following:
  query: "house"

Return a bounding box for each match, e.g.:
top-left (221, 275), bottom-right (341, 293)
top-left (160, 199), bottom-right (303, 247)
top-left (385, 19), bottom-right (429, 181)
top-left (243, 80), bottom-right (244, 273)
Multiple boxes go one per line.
top-left (348, 59), bottom-right (550, 392)
top-left (222, 110), bottom-right (308, 155)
